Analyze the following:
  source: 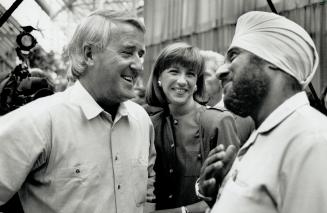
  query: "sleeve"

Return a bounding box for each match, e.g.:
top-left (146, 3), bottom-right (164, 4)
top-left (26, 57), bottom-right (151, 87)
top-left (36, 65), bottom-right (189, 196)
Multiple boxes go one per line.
top-left (145, 118), bottom-right (156, 211)
top-left (0, 107), bottom-right (50, 205)
top-left (280, 132), bottom-right (327, 213)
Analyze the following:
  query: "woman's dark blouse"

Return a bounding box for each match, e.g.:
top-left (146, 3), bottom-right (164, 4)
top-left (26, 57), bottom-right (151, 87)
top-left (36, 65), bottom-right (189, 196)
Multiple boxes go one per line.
top-left (151, 105), bottom-right (240, 210)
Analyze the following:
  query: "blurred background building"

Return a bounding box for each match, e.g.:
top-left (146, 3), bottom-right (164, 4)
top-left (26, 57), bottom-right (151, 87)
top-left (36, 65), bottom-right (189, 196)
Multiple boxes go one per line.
top-left (143, 0), bottom-right (326, 94)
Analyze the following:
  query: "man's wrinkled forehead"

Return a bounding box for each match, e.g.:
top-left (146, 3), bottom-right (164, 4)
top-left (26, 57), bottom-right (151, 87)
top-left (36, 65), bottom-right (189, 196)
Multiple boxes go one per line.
top-left (109, 22), bottom-right (145, 49)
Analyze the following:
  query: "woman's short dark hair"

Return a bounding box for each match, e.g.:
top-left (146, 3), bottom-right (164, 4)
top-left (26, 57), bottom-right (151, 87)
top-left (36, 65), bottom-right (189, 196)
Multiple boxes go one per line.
top-left (145, 42), bottom-right (207, 108)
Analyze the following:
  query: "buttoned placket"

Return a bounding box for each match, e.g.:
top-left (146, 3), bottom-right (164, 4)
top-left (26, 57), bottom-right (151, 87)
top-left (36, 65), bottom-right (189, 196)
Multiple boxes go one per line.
top-left (102, 111), bottom-right (124, 212)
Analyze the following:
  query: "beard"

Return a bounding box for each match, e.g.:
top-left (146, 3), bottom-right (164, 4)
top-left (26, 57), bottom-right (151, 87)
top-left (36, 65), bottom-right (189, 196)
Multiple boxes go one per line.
top-left (224, 60), bottom-right (270, 117)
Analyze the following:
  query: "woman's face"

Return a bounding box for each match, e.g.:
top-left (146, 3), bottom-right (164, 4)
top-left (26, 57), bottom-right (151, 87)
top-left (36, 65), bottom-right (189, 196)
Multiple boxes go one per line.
top-left (159, 64), bottom-right (198, 106)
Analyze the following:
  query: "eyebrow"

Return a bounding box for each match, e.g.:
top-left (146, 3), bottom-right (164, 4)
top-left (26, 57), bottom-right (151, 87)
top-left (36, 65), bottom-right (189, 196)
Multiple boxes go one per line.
top-left (226, 47), bottom-right (240, 60)
top-left (122, 44), bottom-right (145, 54)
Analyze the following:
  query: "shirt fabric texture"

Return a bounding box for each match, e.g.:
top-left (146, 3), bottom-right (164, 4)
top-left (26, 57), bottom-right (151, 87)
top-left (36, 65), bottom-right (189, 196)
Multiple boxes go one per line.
top-left (0, 81), bottom-right (156, 213)
top-left (213, 100), bottom-right (254, 146)
top-left (151, 106), bottom-right (240, 210)
top-left (211, 91), bottom-right (327, 213)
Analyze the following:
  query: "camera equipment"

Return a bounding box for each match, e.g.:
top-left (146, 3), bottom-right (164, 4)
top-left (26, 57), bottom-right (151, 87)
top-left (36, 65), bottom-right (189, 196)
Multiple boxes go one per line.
top-left (0, 26), bottom-right (54, 115)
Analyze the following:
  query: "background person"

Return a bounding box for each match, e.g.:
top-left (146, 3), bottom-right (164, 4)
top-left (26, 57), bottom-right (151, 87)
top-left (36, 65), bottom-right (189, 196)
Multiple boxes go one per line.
top-left (0, 9), bottom-right (156, 213)
top-left (200, 50), bottom-right (224, 108)
top-left (146, 42), bottom-right (240, 213)
top-left (201, 50), bottom-right (255, 146)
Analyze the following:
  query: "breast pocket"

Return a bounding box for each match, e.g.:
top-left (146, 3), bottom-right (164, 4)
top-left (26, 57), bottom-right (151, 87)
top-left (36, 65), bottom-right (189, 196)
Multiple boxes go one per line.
top-left (51, 164), bottom-right (100, 191)
top-left (219, 174), bottom-right (262, 203)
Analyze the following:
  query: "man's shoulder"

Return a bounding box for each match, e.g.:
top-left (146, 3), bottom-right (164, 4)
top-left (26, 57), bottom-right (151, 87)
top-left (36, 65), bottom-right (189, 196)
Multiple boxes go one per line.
top-left (124, 100), bottom-right (151, 120)
top-left (294, 105), bottom-right (327, 130)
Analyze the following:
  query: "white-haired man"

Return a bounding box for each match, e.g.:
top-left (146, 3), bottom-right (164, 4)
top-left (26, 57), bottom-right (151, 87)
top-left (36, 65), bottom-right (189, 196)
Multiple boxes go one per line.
top-left (198, 11), bottom-right (327, 213)
top-left (0, 9), bottom-right (156, 213)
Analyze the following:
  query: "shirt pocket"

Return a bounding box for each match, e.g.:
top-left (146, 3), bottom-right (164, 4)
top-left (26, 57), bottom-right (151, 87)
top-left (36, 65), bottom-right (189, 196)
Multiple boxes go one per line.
top-left (132, 160), bottom-right (148, 207)
top-left (47, 164), bottom-right (100, 210)
top-left (52, 164), bottom-right (99, 183)
top-left (219, 175), bottom-right (261, 202)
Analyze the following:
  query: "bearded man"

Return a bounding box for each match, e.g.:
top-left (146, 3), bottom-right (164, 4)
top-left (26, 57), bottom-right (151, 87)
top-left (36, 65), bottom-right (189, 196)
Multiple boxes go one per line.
top-left (197, 11), bottom-right (327, 213)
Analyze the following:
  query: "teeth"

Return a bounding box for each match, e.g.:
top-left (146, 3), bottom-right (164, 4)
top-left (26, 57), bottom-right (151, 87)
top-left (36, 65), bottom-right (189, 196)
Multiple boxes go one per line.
top-left (122, 76), bottom-right (133, 82)
top-left (175, 88), bottom-right (186, 93)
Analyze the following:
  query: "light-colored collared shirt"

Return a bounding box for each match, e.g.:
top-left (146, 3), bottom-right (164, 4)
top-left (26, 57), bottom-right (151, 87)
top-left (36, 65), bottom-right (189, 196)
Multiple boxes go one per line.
top-left (213, 94), bottom-right (225, 109)
top-left (0, 81), bottom-right (156, 213)
top-left (212, 91), bottom-right (327, 213)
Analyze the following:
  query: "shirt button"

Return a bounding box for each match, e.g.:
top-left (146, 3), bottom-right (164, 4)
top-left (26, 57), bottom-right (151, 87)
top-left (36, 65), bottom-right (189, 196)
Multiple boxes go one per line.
top-left (173, 119), bottom-right (178, 125)
top-left (75, 169), bottom-right (80, 174)
top-left (194, 132), bottom-right (200, 138)
top-left (115, 156), bottom-right (118, 161)
top-left (170, 143), bottom-right (174, 148)
top-left (169, 169), bottom-right (173, 173)
top-left (168, 194), bottom-right (173, 199)
top-left (118, 185), bottom-right (121, 189)
top-left (197, 154), bottom-right (202, 160)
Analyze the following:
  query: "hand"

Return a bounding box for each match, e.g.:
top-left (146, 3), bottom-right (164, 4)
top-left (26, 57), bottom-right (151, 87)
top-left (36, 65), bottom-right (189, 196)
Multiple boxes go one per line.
top-left (198, 144), bottom-right (237, 199)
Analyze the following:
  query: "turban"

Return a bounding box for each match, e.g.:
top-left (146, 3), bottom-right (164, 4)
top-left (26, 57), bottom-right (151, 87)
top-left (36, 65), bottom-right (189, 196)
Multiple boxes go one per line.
top-left (229, 11), bottom-right (319, 88)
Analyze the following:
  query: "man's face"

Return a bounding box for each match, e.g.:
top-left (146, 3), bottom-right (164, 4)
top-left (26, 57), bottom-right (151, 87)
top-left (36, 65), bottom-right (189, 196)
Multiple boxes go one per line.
top-left (204, 60), bottom-right (222, 98)
top-left (220, 48), bottom-right (271, 117)
top-left (87, 22), bottom-right (145, 106)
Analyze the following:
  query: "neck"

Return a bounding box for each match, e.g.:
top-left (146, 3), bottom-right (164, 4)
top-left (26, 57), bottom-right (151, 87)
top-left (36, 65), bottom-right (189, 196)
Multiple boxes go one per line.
top-left (169, 98), bottom-right (199, 117)
top-left (104, 103), bottom-right (120, 120)
top-left (252, 86), bottom-right (297, 129)
top-left (208, 93), bottom-right (222, 107)
top-left (79, 78), bottom-right (120, 119)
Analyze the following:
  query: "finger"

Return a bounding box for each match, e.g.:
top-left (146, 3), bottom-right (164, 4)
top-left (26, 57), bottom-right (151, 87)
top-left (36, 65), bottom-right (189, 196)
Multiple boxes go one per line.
top-left (222, 145), bottom-right (237, 164)
top-left (201, 177), bottom-right (217, 195)
top-left (205, 151), bottom-right (226, 166)
top-left (203, 160), bottom-right (224, 179)
top-left (201, 177), bottom-right (216, 190)
top-left (208, 144), bottom-right (225, 156)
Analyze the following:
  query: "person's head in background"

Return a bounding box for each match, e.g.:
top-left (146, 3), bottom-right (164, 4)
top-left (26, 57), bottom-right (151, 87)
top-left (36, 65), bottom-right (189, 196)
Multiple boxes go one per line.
top-left (146, 42), bottom-right (206, 112)
top-left (200, 50), bottom-right (225, 107)
top-left (67, 9), bottom-right (146, 111)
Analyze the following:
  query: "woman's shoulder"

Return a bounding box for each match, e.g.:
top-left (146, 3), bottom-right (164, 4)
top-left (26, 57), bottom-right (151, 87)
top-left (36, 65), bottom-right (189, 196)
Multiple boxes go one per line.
top-left (200, 105), bottom-right (234, 120)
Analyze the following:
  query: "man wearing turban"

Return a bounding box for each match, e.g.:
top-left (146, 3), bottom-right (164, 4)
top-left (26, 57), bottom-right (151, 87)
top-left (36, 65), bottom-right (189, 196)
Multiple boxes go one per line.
top-left (197, 11), bottom-right (327, 213)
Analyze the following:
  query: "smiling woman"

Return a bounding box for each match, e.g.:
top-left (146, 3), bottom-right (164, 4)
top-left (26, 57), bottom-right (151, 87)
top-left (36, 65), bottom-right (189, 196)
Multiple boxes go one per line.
top-left (145, 42), bottom-right (240, 212)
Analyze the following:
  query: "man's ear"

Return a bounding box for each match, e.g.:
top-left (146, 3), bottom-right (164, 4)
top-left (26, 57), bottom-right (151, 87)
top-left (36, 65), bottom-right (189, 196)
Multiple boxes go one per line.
top-left (84, 45), bottom-right (94, 66)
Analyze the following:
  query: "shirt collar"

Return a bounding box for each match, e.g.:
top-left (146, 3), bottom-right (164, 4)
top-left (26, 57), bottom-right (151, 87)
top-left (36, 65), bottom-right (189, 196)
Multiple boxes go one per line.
top-left (70, 81), bottom-right (131, 121)
top-left (70, 81), bottom-right (103, 120)
top-left (257, 91), bottom-right (309, 133)
top-left (240, 91), bottom-right (309, 153)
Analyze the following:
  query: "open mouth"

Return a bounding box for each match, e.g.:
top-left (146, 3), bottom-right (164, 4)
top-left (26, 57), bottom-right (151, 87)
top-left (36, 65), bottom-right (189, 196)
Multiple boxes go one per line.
top-left (122, 75), bottom-right (134, 83)
top-left (173, 88), bottom-right (187, 95)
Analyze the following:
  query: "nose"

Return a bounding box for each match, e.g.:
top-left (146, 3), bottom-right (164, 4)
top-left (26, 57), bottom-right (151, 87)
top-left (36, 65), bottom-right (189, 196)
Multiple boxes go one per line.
top-left (176, 73), bottom-right (187, 86)
top-left (130, 56), bottom-right (143, 75)
top-left (216, 63), bottom-right (232, 82)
